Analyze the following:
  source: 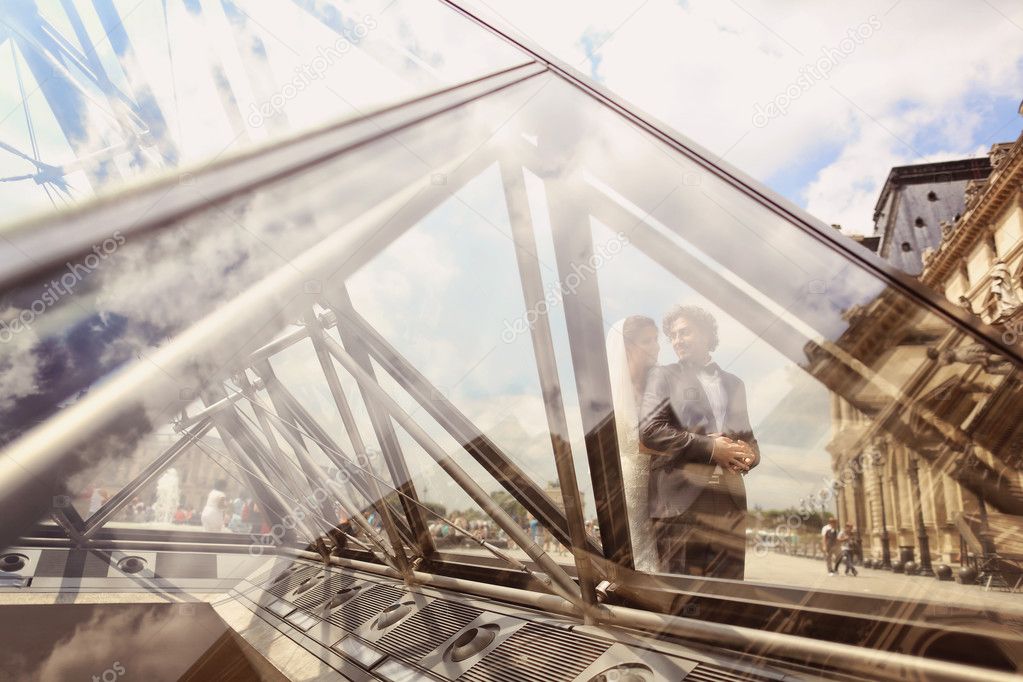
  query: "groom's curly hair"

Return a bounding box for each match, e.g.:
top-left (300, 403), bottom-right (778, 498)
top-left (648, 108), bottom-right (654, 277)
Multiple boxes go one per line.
top-left (663, 305), bottom-right (719, 351)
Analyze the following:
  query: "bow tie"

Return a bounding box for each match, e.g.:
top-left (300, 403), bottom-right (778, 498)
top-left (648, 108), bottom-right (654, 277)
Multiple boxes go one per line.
top-left (683, 360), bottom-right (719, 375)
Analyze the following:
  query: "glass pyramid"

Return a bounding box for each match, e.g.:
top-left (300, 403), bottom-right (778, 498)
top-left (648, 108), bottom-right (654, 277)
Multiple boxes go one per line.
top-left (1, 1), bottom-right (1022, 679)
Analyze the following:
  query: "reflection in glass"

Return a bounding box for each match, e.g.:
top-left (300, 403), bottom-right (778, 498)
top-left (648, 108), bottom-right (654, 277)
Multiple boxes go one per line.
top-left (0, 603), bottom-right (285, 680)
top-left (0, 0), bottom-right (528, 224)
top-left (4, 54), bottom-right (1023, 648)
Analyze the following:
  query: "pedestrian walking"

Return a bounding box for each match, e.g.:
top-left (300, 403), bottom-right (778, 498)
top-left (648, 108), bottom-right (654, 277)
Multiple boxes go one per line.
top-left (838, 523), bottom-right (858, 576)
top-left (821, 518), bottom-right (840, 576)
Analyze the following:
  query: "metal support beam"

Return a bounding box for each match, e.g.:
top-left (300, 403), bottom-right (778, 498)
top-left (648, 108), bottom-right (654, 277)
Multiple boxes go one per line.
top-left (318, 329), bottom-right (588, 611)
top-left (217, 398), bottom-right (348, 562)
top-left (324, 298), bottom-right (599, 557)
top-left (90, 0), bottom-right (177, 163)
top-left (325, 287), bottom-right (435, 558)
top-left (243, 368), bottom-right (404, 571)
top-left (219, 400), bottom-right (330, 536)
top-left (502, 159), bottom-right (600, 614)
top-left (239, 390), bottom-right (418, 569)
top-left (200, 394), bottom-right (312, 545)
top-left (545, 177), bottom-right (633, 568)
top-left (254, 361), bottom-right (418, 551)
top-left (304, 309), bottom-right (417, 580)
top-left (231, 374), bottom-right (348, 560)
top-left (51, 505), bottom-right (88, 547)
top-left (174, 390), bottom-right (248, 432)
top-left (250, 361), bottom-right (338, 527)
top-left (83, 419), bottom-right (215, 538)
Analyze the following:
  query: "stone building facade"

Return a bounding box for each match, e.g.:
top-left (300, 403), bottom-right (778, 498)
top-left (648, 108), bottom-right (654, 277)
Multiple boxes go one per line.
top-left (821, 111), bottom-right (1023, 569)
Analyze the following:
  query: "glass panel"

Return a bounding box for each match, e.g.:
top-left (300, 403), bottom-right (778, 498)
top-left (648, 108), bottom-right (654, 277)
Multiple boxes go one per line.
top-left (4, 58), bottom-right (1023, 643)
top-left (0, 0), bottom-right (529, 224)
top-left (345, 159), bottom-right (598, 548)
top-left (506, 75), bottom-right (1023, 614)
top-left (0, 71), bottom-right (549, 446)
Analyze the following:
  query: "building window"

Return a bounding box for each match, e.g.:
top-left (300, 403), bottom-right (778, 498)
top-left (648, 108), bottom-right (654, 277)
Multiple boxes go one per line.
top-left (914, 217), bottom-right (926, 227)
top-left (927, 191), bottom-right (938, 201)
top-left (901, 241), bottom-right (912, 252)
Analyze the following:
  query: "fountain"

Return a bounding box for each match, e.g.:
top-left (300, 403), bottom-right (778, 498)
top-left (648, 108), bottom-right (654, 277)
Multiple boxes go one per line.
top-left (154, 468), bottom-right (180, 524)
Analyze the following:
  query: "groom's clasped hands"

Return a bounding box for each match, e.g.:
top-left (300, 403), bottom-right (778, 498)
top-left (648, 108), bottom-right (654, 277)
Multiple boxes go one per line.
top-left (709, 434), bottom-right (757, 475)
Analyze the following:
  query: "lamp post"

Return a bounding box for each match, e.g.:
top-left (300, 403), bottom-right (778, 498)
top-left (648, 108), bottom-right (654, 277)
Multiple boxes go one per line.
top-left (872, 447), bottom-right (893, 570)
top-left (907, 455), bottom-right (934, 576)
top-left (977, 494), bottom-right (997, 559)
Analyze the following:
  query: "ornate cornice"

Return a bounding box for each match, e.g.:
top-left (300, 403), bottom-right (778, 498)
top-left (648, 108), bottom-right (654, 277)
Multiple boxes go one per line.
top-left (922, 133), bottom-right (1023, 287)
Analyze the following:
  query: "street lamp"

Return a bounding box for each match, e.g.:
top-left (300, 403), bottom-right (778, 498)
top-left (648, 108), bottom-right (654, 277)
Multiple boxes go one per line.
top-left (907, 455), bottom-right (934, 576)
top-left (871, 446), bottom-right (893, 570)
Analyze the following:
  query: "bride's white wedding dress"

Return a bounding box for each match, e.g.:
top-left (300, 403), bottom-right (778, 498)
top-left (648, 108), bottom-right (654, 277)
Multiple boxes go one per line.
top-left (606, 320), bottom-right (659, 572)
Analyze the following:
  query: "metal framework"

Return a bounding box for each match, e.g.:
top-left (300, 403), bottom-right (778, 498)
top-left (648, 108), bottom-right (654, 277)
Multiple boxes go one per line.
top-left (3, 2), bottom-right (1023, 674)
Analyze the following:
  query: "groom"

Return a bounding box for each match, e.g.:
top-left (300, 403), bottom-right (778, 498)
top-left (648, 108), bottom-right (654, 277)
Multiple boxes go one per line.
top-left (639, 305), bottom-right (759, 579)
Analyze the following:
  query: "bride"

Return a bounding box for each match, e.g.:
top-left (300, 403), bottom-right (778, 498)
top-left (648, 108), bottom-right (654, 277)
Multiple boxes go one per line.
top-left (606, 316), bottom-right (661, 572)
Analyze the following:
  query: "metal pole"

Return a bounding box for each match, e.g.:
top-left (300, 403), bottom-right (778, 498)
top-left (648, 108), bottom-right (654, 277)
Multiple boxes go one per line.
top-left (51, 507), bottom-right (88, 546)
top-left (321, 293), bottom-right (436, 557)
top-left (252, 404), bottom-right (594, 591)
top-left (218, 403), bottom-right (401, 570)
top-left (907, 456), bottom-right (934, 576)
top-left (501, 159), bottom-right (600, 616)
top-left (174, 391), bottom-right (247, 431)
top-left (83, 419), bottom-right (214, 537)
top-left (545, 178), bottom-right (633, 568)
top-left (977, 494), bottom-right (996, 558)
top-left (204, 391), bottom-right (354, 558)
top-left (244, 326), bottom-right (310, 368)
top-left (874, 452), bottom-right (893, 570)
top-left (250, 368), bottom-right (417, 552)
top-left (322, 299), bottom-right (595, 555)
top-left (210, 413), bottom-right (316, 545)
top-left (211, 408), bottom-right (335, 560)
top-left (231, 374), bottom-right (298, 487)
top-left (304, 310), bottom-right (415, 582)
top-left (245, 364), bottom-right (338, 530)
top-left (235, 383), bottom-right (402, 571)
top-left (318, 330), bottom-right (587, 611)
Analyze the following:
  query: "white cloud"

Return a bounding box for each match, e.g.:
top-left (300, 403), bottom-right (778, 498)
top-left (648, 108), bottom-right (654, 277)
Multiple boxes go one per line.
top-left (0, 306), bottom-right (41, 410)
top-left (476, 0), bottom-right (1023, 233)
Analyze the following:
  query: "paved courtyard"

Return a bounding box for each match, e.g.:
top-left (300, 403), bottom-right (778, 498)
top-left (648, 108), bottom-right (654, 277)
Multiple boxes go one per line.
top-left (504, 544), bottom-right (1023, 615)
top-left (745, 551), bottom-right (1023, 615)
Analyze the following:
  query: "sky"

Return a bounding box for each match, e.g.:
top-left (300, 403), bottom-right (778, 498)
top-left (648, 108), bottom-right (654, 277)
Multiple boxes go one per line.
top-left (472, 0), bottom-right (1023, 234)
top-left (1, 0), bottom-right (1021, 527)
top-left (2, 1), bottom-right (1021, 230)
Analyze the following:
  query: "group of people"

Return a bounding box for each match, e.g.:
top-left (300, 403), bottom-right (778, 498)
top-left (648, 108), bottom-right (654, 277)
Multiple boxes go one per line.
top-left (821, 518), bottom-right (862, 576)
top-left (609, 305), bottom-right (760, 579)
top-left (199, 480), bottom-right (265, 533)
top-left (428, 517), bottom-right (505, 547)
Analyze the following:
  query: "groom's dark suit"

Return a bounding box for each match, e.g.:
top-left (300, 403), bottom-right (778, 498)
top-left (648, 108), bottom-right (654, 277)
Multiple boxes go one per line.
top-left (639, 361), bottom-right (758, 578)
